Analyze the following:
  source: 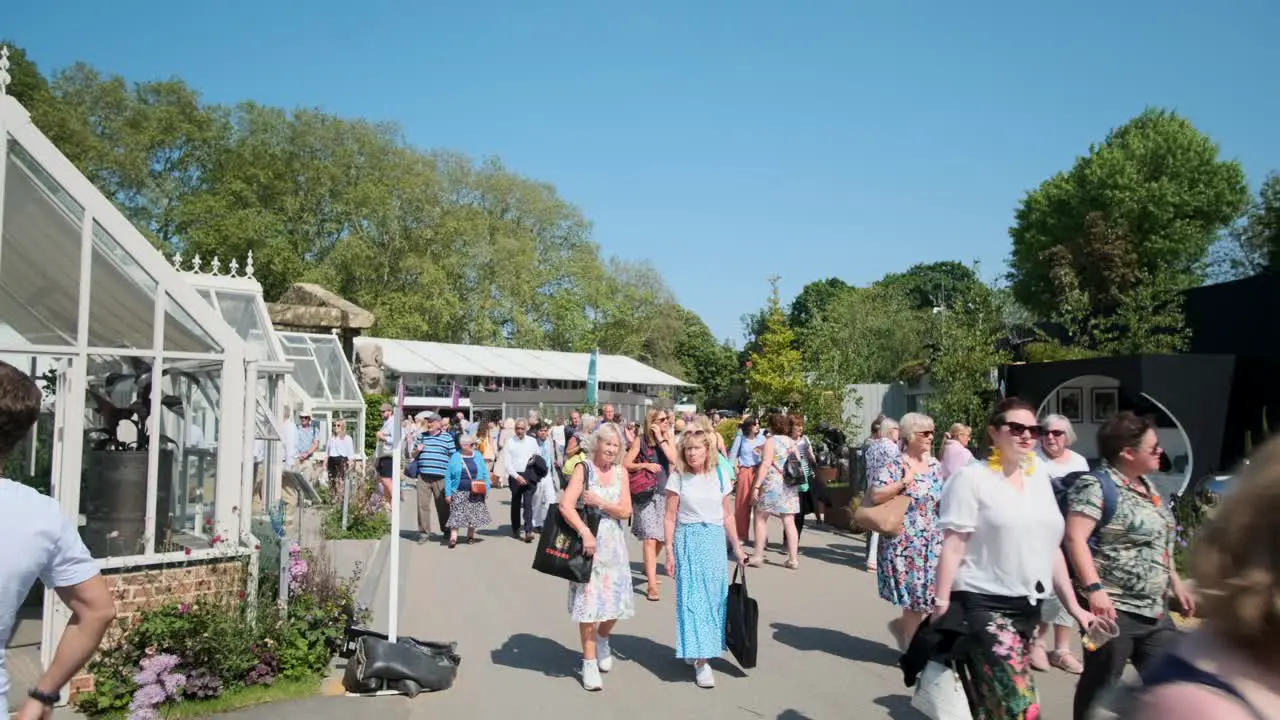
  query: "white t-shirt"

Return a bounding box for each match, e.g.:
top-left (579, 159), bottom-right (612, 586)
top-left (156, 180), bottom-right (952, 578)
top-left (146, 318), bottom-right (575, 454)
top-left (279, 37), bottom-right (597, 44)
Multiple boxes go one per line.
top-left (938, 461), bottom-right (1064, 601)
top-left (1036, 448), bottom-right (1090, 479)
top-left (666, 469), bottom-right (731, 526)
top-left (0, 479), bottom-right (99, 699)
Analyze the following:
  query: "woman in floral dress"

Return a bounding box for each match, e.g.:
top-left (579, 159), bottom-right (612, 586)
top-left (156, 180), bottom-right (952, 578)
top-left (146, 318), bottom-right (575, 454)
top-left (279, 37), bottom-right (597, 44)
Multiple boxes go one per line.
top-left (559, 423), bottom-right (635, 692)
top-left (870, 412), bottom-right (944, 650)
top-left (748, 413), bottom-right (802, 569)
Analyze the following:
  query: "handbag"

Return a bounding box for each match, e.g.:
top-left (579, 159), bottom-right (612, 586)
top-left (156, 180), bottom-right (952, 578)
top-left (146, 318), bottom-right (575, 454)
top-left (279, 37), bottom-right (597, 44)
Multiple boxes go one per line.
top-left (854, 493), bottom-right (911, 536)
top-left (462, 457), bottom-right (485, 497)
top-left (629, 440), bottom-right (661, 502)
top-left (726, 565), bottom-right (759, 669)
top-left (911, 661), bottom-right (974, 720)
top-left (531, 465), bottom-right (603, 582)
top-left (782, 443), bottom-right (807, 486)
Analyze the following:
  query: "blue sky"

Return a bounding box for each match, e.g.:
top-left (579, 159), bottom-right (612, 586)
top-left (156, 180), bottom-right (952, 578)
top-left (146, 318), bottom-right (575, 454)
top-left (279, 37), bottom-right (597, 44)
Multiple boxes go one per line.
top-left (8, 1), bottom-right (1278, 344)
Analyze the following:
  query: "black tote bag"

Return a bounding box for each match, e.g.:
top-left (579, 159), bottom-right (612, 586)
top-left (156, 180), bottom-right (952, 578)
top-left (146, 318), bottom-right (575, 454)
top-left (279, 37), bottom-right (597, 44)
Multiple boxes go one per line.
top-left (531, 464), bottom-right (602, 583)
top-left (726, 565), bottom-right (759, 669)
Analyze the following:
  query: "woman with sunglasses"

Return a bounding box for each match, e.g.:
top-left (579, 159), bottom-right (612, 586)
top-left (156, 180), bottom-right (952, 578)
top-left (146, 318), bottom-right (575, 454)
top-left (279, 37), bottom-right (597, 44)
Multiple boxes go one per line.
top-left (625, 409), bottom-right (678, 601)
top-left (728, 416), bottom-right (765, 545)
top-left (325, 419), bottom-right (356, 498)
top-left (872, 412), bottom-right (944, 649)
top-left (928, 398), bottom-right (1095, 719)
top-left (1030, 413), bottom-right (1091, 675)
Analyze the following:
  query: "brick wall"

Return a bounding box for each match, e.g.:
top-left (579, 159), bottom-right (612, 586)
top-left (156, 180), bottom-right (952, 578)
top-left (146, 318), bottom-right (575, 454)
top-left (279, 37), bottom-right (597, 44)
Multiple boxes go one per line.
top-left (68, 554), bottom-right (250, 701)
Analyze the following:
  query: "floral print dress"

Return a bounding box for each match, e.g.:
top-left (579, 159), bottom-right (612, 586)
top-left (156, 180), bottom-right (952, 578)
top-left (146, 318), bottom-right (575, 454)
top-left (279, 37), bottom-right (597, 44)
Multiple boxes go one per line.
top-left (568, 464), bottom-right (636, 623)
top-left (874, 456), bottom-right (944, 612)
top-left (755, 435), bottom-right (801, 515)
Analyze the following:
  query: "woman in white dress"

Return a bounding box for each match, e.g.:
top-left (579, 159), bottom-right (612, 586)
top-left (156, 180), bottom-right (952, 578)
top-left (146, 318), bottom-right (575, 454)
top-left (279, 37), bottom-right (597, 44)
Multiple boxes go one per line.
top-left (559, 423), bottom-right (635, 692)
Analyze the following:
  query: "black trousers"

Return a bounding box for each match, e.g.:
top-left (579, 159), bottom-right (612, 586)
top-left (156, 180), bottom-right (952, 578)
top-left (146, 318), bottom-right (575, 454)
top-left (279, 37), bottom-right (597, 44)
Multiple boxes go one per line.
top-left (1073, 610), bottom-right (1176, 720)
top-left (509, 479), bottom-right (536, 534)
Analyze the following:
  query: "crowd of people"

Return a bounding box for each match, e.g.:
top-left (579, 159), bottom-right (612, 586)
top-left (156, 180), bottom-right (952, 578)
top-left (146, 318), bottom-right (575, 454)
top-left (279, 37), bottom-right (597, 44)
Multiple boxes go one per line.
top-left (293, 393), bottom-right (1280, 715)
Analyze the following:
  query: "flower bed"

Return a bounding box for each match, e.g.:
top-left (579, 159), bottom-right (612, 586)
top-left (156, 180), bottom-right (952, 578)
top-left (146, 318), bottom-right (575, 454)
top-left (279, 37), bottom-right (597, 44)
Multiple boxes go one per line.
top-left (75, 543), bottom-right (366, 719)
top-left (322, 466), bottom-right (392, 540)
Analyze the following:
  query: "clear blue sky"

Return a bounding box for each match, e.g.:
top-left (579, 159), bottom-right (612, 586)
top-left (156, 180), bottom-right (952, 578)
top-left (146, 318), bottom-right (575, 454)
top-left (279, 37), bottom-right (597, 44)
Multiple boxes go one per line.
top-left (8, 1), bottom-right (1278, 344)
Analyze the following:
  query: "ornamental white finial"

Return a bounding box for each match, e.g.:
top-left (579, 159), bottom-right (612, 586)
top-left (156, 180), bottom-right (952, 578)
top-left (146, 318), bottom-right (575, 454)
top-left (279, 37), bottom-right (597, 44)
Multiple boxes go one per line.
top-left (245, 250), bottom-right (255, 279)
top-left (0, 48), bottom-right (10, 97)
top-left (192, 254), bottom-right (203, 273)
top-left (210, 256), bottom-right (222, 275)
top-left (172, 251), bottom-right (183, 270)
top-left (228, 257), bottom-right (240, 277)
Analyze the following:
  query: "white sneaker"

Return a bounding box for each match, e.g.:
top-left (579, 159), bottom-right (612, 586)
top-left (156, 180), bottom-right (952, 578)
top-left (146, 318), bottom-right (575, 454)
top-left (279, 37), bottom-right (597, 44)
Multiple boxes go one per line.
top-left (694, 661), bottom-right (715, 688)
top-left (596, 636), bottom-right (614, 673)
top-left (582, 659), bottom-right (603, 691)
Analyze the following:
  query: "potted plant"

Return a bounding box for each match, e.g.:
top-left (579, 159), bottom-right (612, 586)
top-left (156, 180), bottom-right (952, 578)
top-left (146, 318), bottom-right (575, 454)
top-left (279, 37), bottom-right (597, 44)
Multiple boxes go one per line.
top-left (81, 358), bottom-right (212, 555)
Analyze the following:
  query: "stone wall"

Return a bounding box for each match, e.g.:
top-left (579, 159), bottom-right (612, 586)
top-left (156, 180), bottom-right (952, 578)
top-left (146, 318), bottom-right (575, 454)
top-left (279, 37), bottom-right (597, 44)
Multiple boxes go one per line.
top-left (68, 554), bottom-right (250, 701)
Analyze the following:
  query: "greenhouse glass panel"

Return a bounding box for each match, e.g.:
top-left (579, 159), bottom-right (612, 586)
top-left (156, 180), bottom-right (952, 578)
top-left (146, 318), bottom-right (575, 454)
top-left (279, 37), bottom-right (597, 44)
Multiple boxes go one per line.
top-left (87, 221), bottom-right (158, 349)
top-left (164, 293), bottom-right (222, 353)
top-left (311, 336), bottom-right (360, 401)
top-left (0, 138), bottom-right (83, 346)
top-left (212, 290), bottom-right (277, 361)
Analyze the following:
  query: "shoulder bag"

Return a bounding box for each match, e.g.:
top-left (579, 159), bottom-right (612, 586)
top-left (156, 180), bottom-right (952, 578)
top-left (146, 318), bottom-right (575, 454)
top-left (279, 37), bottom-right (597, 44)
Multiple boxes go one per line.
top-left (463, 457), bottom-right (485, 497)
top-left (532, 462), bottom-right (602, 583)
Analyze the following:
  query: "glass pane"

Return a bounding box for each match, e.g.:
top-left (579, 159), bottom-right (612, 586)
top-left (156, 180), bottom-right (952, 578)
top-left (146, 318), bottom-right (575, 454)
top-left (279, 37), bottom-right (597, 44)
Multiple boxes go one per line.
top-left (197, 288), bottom-right (215, 307)
top-left (0, 140), bottom-right (83, 346)
top-left (87, 221), bottom-right (158, 349)
top-left (164, 293), bottom-right (222, 353)
top-left (214, 291), bottom-right (275, 361)
top-left (313, 338), bottom-right (360, 401)
top-left (81, 354), bottom-right (156, 558)
top-left (293, 355), bottom-right (327, 400)
top-left (158, 359), bottom-right (222, 546)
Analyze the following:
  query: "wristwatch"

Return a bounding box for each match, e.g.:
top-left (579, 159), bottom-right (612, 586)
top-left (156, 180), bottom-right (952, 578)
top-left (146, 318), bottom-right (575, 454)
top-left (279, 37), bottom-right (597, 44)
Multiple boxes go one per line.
top-left (1082, 582), bottom-right (1105, 594)
top-left (29, 687), bottom-right (59, 706)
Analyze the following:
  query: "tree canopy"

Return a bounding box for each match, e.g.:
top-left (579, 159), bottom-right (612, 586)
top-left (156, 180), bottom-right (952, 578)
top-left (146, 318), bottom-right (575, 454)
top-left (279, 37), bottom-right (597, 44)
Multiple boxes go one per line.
top-left (744, 279), bottom-right (804, 412)
top-left (1009, 108), bottom-right (1249, 321)
top-left (7, 43), bottom-right (720, 389)
top-left (875, 261), bottom-right (981, 312)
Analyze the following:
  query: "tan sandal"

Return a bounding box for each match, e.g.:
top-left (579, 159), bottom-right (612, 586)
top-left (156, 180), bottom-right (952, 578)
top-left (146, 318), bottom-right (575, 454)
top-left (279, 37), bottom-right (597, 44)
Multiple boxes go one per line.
top-left (1050, 649), bottom-right (1083, 674)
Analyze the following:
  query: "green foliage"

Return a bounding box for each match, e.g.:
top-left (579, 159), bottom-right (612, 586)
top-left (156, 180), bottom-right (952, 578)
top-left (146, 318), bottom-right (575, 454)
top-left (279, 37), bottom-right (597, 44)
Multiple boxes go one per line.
top-left (927, 275), bottom-right (1011, 432)
top-left (745, 278), bottom-right (805, 411)
top-left (1010, 108), bottom-right (1249, 322)
top-left (10, 43), bottom-right (713, 374)
top-left (323, 467), bottom-right (391, 540)
top-left (75, 551), bottom-right (362, 717)
top-left (1211, 172), bottom-right (1280, 280)
top-left (363, 393), bottom-right (389, 454)
top-left (875, 261), bottom-right (981, 311)
top-left (801, 283), bottom-right (929, 386)
top-left (715, 419), bottom-right (740, 456)
top-left (671, 306), bottom-right (741, 407)
top-left (787, 277), bottom-right (852, 335)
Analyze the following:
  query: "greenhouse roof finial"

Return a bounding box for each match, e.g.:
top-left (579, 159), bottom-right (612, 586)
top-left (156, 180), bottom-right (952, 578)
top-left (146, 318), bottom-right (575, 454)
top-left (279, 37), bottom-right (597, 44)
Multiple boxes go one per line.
top-left (0, 47), bottom-right (11, 97)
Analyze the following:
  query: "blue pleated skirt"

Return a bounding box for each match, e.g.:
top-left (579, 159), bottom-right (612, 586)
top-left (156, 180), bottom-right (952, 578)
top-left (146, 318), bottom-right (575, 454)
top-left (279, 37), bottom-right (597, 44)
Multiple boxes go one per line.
top-left (674, 522), bottom-right (729, 659)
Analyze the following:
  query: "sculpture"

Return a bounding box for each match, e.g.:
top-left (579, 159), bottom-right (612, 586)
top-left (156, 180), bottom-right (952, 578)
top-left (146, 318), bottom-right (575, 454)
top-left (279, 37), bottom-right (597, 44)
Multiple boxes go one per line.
top-left (355, 343), bottom-right (385, 394)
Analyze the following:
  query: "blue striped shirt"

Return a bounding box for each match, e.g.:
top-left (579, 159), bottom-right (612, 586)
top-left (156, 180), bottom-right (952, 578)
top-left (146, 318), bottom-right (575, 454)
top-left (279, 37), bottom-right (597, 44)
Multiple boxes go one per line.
top-left (416, 432), bottom-right (455, 478)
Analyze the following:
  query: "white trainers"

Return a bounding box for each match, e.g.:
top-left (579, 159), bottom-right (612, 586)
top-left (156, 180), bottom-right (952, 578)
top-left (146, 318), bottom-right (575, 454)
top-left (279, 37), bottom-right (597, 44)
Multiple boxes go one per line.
top-left (694, 661), bottom-right (715, 688)
top-left (596, 635), bottom-right (614, 673)
top-left (582, 659), bottom-right (603, 691)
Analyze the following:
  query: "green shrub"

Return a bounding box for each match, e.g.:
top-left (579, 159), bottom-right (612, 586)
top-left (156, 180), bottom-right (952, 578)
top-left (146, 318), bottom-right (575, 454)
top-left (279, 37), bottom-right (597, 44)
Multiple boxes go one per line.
top-left (322, 465), bottom-right (391, 540)
top-left (716, 418), bottom-right (739, 452)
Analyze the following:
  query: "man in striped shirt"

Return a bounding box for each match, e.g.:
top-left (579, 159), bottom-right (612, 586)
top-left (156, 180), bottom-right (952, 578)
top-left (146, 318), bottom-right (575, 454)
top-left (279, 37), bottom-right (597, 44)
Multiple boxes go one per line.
top-left (414, 411), bottom-right (455, 545)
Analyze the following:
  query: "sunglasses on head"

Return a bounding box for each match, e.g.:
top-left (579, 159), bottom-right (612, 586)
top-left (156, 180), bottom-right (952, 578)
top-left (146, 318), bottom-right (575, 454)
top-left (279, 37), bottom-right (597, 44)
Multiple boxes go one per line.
top-left (685, 428), bottom-right (708, 436)
top-left (1003, 421), bottom-right (1043, 439)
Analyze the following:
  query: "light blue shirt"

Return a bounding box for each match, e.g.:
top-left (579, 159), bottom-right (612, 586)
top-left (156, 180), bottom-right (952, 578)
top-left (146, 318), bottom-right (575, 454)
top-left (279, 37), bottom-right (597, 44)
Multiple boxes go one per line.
top-left (0, 480), bottom-right (99, 699)
top-left (294, 423), bottom-right (320, 457)
top-left (731, 432), bottom-right (766, 467)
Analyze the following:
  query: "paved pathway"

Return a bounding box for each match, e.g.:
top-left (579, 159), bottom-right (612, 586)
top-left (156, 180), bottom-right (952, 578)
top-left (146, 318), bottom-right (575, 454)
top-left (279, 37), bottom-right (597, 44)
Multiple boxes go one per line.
top-left (215, 488), bottom-right (1086, 719)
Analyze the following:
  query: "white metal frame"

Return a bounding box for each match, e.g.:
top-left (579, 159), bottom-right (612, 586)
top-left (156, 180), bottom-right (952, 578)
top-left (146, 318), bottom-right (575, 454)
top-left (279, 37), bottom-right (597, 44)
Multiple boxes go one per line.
top-left (277, 331), bottom-right (367, 452)
top-left (0, 94), bottom-right (254, 672)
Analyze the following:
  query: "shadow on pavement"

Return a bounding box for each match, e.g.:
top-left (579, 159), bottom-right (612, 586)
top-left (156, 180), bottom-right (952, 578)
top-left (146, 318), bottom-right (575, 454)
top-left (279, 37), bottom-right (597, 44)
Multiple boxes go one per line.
top-left (800, 541), bottom-right (865, 569)
top-left (778, 711), bottom-right (816, 720)
top-left (873, 693), bottom-right (926, 719)
top-left (770, 622), bottom-right (900, 666)
top-left (609, 633), bottom-right (750, 683)
top-left (490, 633), bottom-right (579, 678)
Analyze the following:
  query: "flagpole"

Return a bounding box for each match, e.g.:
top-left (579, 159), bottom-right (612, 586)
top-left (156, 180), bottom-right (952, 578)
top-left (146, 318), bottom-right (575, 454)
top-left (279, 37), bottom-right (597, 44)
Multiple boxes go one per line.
top-left (387, 379), bottom-right (405, 643)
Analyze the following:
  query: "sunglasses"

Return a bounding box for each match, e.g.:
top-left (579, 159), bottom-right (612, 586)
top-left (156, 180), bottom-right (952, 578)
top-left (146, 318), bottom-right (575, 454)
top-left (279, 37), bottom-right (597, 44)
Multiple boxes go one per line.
top-left (1003, 422), bottom-right (1043, 439)
top-left (915, 430), bottom-right (934, 438)
top-left (1043, 429), bottom-right (1067, 438)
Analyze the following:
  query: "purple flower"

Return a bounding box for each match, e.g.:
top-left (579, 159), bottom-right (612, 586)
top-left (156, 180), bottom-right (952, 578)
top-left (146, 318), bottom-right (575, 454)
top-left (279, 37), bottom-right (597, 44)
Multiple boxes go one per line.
top-left (128, 708), bottom-right (158, 720)
top-left (178, 602), bottom-right (191, 615)
top-left (160, 672), bottom-right (186, 696)
top-left (130, 683), bottom-right (167, 708)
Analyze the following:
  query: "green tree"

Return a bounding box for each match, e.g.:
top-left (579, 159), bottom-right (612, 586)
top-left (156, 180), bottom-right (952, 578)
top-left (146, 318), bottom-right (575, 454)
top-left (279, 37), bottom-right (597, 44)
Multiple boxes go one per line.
top-left (671, 306), bottom-right (740, 407)
top-left (875, 261), bottom-right (981, 311)
top-left (745, 278), bottom-right (805, 411)
top-left (927, 279), bottom-right (1011, 432)
top-left (1210, 172), bottom-right (1280, 280)
top-left (787, 277), bottom-right (851, 335)
top-left (1009, 108), bottom-right (1249, 320)
top-left (801, 283), bottom-right (928, 385)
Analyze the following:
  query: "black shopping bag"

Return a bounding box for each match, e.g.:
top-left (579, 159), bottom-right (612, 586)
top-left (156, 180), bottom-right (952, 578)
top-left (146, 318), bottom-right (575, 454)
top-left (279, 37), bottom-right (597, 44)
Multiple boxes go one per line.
top-left (726, 565), bottom-right (758, 669)
top-left (531, 504), bottom-right (601, 583)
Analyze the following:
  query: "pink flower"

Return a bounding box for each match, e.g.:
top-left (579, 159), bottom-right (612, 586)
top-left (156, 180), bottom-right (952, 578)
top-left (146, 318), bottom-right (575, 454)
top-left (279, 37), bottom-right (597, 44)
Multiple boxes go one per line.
top-left (184, 548), bottom-right (192, 556)
top-left (211, 535), bottom-right (223, 545)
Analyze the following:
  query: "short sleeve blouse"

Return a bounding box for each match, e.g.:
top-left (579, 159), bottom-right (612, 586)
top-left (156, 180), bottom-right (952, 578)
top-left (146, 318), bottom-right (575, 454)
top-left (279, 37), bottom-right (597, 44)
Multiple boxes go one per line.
top-left (666, 469), bottom-right (731, 526)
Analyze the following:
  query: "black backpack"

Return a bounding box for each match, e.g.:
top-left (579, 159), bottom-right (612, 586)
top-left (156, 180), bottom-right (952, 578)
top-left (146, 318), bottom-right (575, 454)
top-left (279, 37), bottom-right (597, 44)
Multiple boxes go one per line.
top-left (1052, 467), bottom-right (1120, 576)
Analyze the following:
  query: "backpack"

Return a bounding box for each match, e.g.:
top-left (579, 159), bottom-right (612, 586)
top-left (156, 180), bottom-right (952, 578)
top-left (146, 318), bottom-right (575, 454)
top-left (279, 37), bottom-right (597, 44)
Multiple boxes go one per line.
top-left (1052, 467), bottom-right (1119, 555)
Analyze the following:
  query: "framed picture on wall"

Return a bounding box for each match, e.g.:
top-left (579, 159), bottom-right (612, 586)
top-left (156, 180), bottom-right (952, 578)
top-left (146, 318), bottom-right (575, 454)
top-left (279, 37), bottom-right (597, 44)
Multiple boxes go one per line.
top-left (1057, 387), bottom-right (1083, 423)
top-left (1092, 388), bottom-right (1119, 423)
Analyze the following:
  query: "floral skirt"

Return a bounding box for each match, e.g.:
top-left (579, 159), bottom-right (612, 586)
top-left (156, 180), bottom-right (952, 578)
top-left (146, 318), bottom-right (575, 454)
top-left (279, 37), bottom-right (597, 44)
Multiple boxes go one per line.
top-left (674, 522), bottom-right (729, 659)
top-left (953, 593), bottom-right (1042, 720)
top-left (446, 493), bottom-right (490, 529)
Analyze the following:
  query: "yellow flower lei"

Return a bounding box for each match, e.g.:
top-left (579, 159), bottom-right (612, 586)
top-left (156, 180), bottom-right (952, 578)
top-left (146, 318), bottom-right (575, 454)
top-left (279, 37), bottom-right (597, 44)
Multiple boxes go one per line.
top-left (987, 447), bottom-right (1037, 476)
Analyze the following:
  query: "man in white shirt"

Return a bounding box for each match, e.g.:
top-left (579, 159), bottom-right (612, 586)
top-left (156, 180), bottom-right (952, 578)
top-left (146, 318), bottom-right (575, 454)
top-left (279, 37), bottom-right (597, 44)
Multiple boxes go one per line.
top-left (501, 419), bottom-right (540, 541)
top-left (0, 361), bottom-right (115, 720)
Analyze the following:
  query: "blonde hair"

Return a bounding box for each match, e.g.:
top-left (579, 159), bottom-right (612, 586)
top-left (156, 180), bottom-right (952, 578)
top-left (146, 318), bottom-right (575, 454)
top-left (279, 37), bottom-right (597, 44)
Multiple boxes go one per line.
top-left (676, 421), bottom-right (716, 474)
top-left (674, 418), bottom-right (687, 434)
top-left (585, 422), bottom-right (623, 466)
top-left (944, 423), bottom-right (971, 441)
top-left (899, 412), bottom-right (934, 439)
top-left (1192, 435), bottom-right (1280, 666)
